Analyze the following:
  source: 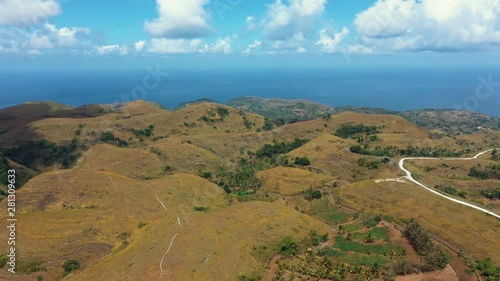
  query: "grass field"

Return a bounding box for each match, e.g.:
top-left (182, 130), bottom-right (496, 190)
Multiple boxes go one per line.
top-left (336, 180), bottom-right (500, 264)
top-left (257, 167), bottom-right (334, 195)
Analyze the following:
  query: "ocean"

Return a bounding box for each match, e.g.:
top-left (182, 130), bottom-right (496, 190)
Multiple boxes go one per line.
top-left (1, 67), bottom-right (499, 116)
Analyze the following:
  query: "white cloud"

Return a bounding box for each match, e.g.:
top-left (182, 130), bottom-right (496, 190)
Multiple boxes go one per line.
top-left (148, 38), bottom-right (203, 54)
top-left (0, 23), bottom-right (93, 55)
top-left (0, 0), bottom-right (61, 26)
top-left (145, 0), bottom-right (211, 38)
top-left (345, 44), bottom-right (374, 55)
top-left (297, 47), bottom-right (307, 53)
top-left (242, 40), bottom-right (262, 55)
top-left (315, 27), bottom-right (349, 54)
top-left (354, 0), bottom-right (500, 52)
top-left (44, 23), bottom-right (91, 48)
top-left (95, 45), bottom-right (129, 56)
top-left (245, 16), bottom-right (257, 31)
top-left (29, 33), bottom-right (53, 49)
top-left (264, 0), bottom-right (327, 40)
top-left (200, 36), bottom-right (233, 54)
top-left (135, 40), bottom-right (146, 52)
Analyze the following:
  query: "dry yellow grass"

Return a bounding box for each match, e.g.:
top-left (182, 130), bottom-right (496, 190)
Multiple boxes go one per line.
top-left (77, 144), bottom-right (166, 179)
top-left (0, 166), bottom-right (228, 280)
top-left (257, 167), bottom-right (334, 195)
top-left (151, 137), bottom-right (230, 174)
top-left (336, 180), bottom-right (500, 264)
top-left (287, 134), bottom-right (401, 181)
top-left (0, 101), bottom-right (267, 147)
top-left (66, 201), bottom-right (331, 281)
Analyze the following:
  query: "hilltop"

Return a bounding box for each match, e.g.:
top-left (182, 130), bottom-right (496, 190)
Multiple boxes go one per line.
top-left (228, 96), bottom-right (500, 135)
top-left (0, 100), bottom-right (499, 280)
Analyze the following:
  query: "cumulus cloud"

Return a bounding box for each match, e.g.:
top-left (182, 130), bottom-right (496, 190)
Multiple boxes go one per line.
top-left (245, 16), bottom-right (257, 31)
top-left (135, 40), bottom-right (146, 52)
top-left (44, 23), bottom-right (91, 48)
top-left (354, 0), bottom-right (500, 52)
top-left (148, 38), bottom-right (203, 54)
top-left (95, 45), bottom-right (129, 55)
top-left (263, 0), bottom-right (327, 40)
top-left (0, 0), bottom-right (61, 26)
top-left (146, 36), bottom-right (235, 55)
top-left (315, 27), bottom-right (349, 53)
top-left (200, 36), bottom-right (233, 54)
top-left (242, 40), bottom-right (262, 55)
top-left (0, 23), bottom-right (93, 54)
top-left (29, 33), bottom-right (53, 49)
top-left (145, 0), bottom-right (211, 38)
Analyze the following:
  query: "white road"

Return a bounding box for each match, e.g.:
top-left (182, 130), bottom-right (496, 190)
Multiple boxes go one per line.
top-left (398, 149), bottom-right (500, 219)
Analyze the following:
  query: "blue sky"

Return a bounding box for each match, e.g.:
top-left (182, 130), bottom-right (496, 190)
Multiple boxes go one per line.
top-left (1, 0), bottom-right (500, 70)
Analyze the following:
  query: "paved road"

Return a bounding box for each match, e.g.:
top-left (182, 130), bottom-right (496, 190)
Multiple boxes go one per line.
top-left (398, 149), bottom-right (500, 219)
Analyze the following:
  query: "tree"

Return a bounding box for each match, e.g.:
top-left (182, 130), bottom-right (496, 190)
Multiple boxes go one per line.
top-left (279, 236), bottom-right (298, 256)
top-left (295, 157), bottom-right (311, 166)
top-left (63, 260), bottom-right (80, 273)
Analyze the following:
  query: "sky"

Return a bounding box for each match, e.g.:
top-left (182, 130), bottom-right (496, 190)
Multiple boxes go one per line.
top-left (1, 0), bottom-right (500, 70)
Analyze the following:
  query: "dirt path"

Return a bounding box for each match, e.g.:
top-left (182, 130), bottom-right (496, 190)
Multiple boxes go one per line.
top-left (398, 149), bottom-right (500, 219)
top-left (266, 255), bottom-right (282, 281)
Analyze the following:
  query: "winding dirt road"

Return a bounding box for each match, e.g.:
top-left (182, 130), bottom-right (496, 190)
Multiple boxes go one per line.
top-left (398, 149), bottom-right (500, 219)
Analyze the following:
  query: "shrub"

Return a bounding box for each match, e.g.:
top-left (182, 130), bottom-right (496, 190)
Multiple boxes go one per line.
top-left (194, 206), bottom-right (209, 212)
top-left (200, 171), bottom-right (213, 179)
top-left (262, 118), bottom-right (274, 131)
top-left (63, 260), bottom-right (80, 273)
top-left (279, 236), bottom-right (298, 256)
top-left (404, 220), bottom-right (450, 272)
top-left (304, 188), bottom-right (322, 201)
top-left (0, 254), bottom-right (7, 267)
top-left (335, 124), bottom-right (380, 139)
top-left (294, 157), bottom-right (311, 166)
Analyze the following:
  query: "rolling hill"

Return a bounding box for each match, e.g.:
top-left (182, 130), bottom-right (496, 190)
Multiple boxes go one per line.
top-left (0, 99), bottom-right (499, 280)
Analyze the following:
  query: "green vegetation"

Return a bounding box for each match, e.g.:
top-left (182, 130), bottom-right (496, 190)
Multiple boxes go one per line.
top-left (363, 215), bottom-right (382, 228)
top-left (357, 158), bottom-right (380, 170)
top-left (335, 124), bottom-right (380, 139)
top-left (99, 132), bottom-right (129, 147)
top-left (0, 254), bottom-right (7, 267)
top-left (351, 227), bottom-right (390, 242)
top-left (481, 188), bottom-right (500, 200)
top-left (199, 171), bottom-right (213, 179)
top-left (468, 258), bottom-right (500, 281)
top-left (492, 149), bottom-right (498, 161)
top-left (469, 165), bottom-right (500, 180)
top-left (131, 124), bottom-right (155, 138)
top-left (216, 107), bottom-right (230, 118)
top-left (3, 139), bottom-right (80, 170)
top-left (262, 118), bottom-right (274, 131)
top-left (279, 236), bottom-right (298, 256)
top-left (215, 158), bottom-right (265, 193)
top-left (303, 188), bottom-right (322, 201)
top-left (255, 138), bottom-right (309, 159)
top-left (350, 144), bottom-right (465, 158)
top-left (434, 185), bottom-right (467, 198)
top-left (63, 259), bottom-right (81, 273)
top-left (404, 220), bottom-right (451, 272)
top-left (334, 236), bottom-right (400, 255)
top-left (294, 156), bottom-right (311, 166)
top-left (193, 206), bottom-right (209, 212)
top-left (138, 222), bottom-right (147, 229)
top-left (309, 230), bottom-right (329, 246)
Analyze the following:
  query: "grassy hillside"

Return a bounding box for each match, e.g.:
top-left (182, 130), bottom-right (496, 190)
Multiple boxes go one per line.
top-left (228, 97), bottom-right (500, 135)
top-left (0, 99), bottom-right (498, 280)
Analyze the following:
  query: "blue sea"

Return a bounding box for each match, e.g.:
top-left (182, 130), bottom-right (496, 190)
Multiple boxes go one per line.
top-left (1, 67), bottom-right (499, 116)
